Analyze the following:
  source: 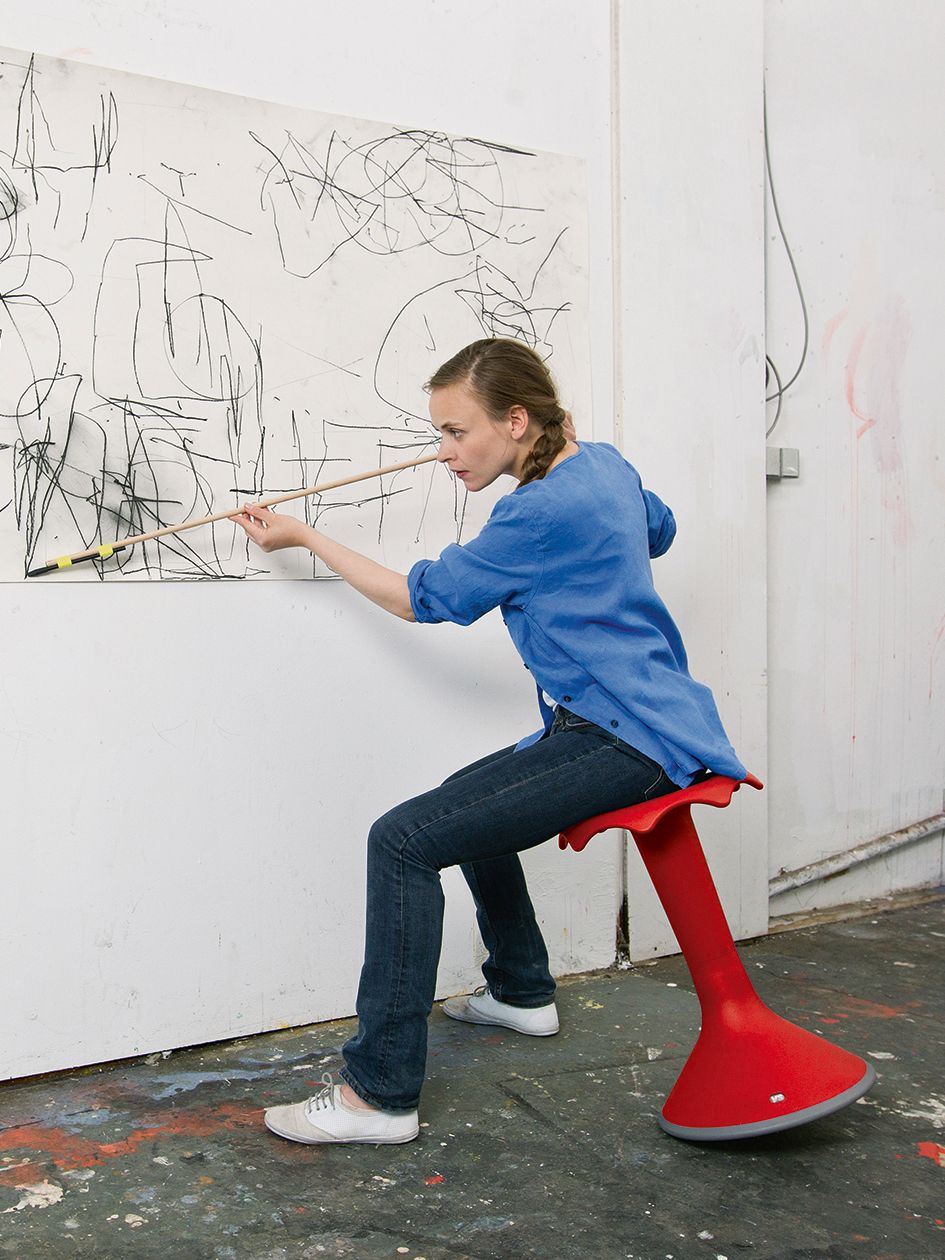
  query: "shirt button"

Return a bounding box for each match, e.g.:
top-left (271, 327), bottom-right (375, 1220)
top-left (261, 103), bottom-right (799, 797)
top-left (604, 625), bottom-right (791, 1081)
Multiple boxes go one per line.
top-left (563, 695), bottom-right (572, 702)
top-left (610, 720), bottom-right (619, 728)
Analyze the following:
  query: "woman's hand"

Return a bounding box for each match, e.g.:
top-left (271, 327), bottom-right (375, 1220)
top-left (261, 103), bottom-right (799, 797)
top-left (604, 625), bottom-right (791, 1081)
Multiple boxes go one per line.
top-left (231, 501), bottom-right (413, 618)
top-left (232, 503), bottom-right (309, 553)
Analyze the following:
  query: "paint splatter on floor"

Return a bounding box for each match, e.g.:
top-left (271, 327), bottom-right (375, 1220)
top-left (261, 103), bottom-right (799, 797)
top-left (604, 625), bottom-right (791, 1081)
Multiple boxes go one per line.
top-left (916, 1142), bottom-right (945, 1167)
top-left (0, 1181), bottom-right (63, 1213)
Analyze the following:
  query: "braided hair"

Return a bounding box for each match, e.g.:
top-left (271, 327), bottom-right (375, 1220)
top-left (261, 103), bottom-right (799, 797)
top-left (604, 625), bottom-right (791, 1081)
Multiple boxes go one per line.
top-left (425, 338), bottom-right (567, 484)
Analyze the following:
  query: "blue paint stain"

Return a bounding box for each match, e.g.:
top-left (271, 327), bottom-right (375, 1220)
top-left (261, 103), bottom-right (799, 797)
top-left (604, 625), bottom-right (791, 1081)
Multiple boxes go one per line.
top-left (42, 1107), bottom-right (115, 1130)
top-left (125, 1186), bottom-right (158, 1205)
top-left (146, 1069), bottom-right (277, 1099)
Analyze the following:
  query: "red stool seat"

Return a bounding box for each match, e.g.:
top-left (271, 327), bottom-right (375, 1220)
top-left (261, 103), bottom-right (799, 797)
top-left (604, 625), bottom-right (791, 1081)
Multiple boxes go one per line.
top-left (560, 773), bottom-right (876, 1141)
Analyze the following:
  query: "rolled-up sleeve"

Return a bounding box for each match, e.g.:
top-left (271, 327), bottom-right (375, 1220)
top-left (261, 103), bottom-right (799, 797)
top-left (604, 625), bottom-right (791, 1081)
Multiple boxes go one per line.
top-left (408, 494), bottom-right (542, 625)
top-left (642, 488), bottom-right (676, 558)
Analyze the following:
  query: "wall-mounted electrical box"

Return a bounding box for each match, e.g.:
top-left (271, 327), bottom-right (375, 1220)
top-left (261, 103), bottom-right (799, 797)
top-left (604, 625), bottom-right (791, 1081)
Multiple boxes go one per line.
top-left (766, 447), bottom-right (800, 479)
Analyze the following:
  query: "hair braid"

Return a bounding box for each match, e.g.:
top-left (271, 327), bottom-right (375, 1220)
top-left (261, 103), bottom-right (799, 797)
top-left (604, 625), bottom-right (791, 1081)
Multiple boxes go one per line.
top-left (518, 409), bottom-right (567, 484)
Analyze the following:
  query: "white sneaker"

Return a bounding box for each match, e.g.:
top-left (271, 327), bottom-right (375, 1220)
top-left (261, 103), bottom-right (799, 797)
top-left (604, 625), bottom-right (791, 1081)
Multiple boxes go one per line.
top-left (441, 986), bottom-right (559, 1036)
top-left (264, 1074), bottom-right (419, 1145)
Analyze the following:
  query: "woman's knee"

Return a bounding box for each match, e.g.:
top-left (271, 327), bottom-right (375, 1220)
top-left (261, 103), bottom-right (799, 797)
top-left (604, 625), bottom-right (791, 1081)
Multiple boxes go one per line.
top-left (367, 808), bottom-right (402, 859)
top-left (368, 803), bottom-right (443, 874)
top-left (368, 800), bottom-right (423, 857)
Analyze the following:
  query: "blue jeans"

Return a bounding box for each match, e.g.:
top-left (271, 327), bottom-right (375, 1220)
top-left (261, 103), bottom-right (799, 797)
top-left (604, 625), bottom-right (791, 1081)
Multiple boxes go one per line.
top-left (340, 709), bottom-right (679, 1111)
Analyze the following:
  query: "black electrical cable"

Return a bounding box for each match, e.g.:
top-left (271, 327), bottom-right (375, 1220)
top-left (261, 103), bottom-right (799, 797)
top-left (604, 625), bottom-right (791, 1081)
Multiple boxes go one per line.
top-left (765, 354), bottom-right (784, 438)
top-left (764, 84), bottom-right (809, 439)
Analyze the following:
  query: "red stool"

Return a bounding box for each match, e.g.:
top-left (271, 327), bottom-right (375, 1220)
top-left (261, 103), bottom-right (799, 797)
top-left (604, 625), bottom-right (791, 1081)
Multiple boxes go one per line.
top-left (559, 773), bottom-right (876, 1140)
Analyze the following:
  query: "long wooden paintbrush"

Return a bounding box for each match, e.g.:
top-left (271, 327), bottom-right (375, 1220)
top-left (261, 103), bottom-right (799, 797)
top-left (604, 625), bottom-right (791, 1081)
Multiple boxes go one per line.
top-left (25, 452), bottom-right (439, 577)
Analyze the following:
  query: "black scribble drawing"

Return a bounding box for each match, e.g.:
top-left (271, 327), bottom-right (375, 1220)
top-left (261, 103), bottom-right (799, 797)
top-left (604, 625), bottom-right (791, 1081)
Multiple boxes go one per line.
top-left (374, 244), bottom-right (573, 422)
top-left (254, 129), bottom-right (536, 279)
top-left (0, 47), bottom-right (586, 581)
top-left (12, 53), bottom-right (118, 239)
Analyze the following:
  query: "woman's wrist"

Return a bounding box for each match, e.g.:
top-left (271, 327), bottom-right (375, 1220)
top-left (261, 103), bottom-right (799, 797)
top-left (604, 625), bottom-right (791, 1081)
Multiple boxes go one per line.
top-left (298, 522), bottom-right (322, 552)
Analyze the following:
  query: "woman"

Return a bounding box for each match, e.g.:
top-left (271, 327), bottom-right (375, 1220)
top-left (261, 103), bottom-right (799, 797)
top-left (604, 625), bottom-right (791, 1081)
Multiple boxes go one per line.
top-left (235, 337), bottom-right (745, 1145)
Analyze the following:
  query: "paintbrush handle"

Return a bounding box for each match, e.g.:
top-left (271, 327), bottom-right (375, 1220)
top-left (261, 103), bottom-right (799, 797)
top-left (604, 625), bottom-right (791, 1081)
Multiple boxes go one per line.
top-left (28, 451), bottom-right (439, 576)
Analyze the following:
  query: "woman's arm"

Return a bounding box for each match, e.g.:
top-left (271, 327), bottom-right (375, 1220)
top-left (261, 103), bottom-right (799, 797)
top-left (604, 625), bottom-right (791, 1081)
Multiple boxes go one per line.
top-left (233, 504), bottom-right (415, 621)
top-left (641, 488), bottom-right (676, 558)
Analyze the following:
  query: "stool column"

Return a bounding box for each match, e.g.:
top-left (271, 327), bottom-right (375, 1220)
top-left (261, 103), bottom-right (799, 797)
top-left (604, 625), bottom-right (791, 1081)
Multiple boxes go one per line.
top-left (629, 805), bottom-right (876, 1140)
top-left (631, 806), bottom-right (755, 1012)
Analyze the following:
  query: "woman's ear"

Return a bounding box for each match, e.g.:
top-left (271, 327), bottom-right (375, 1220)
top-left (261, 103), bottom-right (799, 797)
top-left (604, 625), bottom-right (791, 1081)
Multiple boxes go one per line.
top-left (508, 405), bottom-right (531, 440)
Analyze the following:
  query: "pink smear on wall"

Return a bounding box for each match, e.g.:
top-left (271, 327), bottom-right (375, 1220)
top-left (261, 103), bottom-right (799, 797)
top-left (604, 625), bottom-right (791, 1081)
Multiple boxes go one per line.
top-left (843, 325), bottom-right (876, 437)
top-left (827, 294), bottom-right (913, 545)
top-left (931, 615), bottom-right (945, 701)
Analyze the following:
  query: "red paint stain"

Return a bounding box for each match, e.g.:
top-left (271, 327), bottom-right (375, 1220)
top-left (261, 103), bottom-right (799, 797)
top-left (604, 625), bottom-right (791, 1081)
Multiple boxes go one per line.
top-left (844, 325), bottom-right (876, 437)
top-left (833, 296), bottom-right (913, 546)
top-left (424, 1174), bottom-right (445, 1185)
top-left (822, 309), bottom-right (848, 357)
top-left (0, 1103), bottom-right (262, 1173)
top-left (0, 1125), bottom-right (138, 1170)
top-left (833, 995), bottom-right (918, 1020)
top-left (129, 1103), bottom-right (261, 1140)
top-left (917, 1141), bottom-right (945, 1167)
top-left (0, 1161), bottom-right (41, 1186)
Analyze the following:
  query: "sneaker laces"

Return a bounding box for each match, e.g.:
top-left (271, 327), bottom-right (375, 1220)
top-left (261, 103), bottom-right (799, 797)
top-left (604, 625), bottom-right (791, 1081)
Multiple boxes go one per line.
top-left (304, 1072), bottom-right (338, 1117)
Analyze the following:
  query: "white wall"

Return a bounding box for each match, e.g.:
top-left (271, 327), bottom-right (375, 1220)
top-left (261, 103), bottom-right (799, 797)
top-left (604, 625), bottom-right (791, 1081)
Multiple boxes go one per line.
top-left (614, 1), bottom-right (769, 957)
top-left (764, 0), bottom-right (945, 919)
top-left (13, 0), bottom-right (927, 1081)
top-left (0, 0), bottom-right (625, 1079)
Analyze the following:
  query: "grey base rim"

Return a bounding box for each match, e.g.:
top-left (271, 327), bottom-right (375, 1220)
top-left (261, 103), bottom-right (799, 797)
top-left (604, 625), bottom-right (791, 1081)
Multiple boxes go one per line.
top-left (658, 1063), bottom-right (877, 1142)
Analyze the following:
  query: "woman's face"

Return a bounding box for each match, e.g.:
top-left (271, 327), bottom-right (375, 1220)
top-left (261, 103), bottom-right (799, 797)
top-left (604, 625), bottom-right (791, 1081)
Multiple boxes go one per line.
top-left (428, 383), bottom-right (531, 491)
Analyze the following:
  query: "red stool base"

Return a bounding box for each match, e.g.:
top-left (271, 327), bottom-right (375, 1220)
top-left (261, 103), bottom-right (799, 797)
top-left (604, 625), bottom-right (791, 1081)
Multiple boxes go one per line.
top-left (659, 1004), bottom-right (877, 1141)
top-left (661, 1066), bottom-right (876, 1142)
top-left (561, 773), bottom-right (877, 1142)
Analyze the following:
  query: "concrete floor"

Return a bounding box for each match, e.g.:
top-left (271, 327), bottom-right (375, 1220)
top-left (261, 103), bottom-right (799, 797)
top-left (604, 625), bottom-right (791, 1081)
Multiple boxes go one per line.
top-left (1, 894), bottom-right (943, 1260)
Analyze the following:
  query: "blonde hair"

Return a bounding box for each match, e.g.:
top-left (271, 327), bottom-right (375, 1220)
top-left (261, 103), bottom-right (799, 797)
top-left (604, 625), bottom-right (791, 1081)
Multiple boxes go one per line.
top-left (425, 338), bottom-right (566, 484)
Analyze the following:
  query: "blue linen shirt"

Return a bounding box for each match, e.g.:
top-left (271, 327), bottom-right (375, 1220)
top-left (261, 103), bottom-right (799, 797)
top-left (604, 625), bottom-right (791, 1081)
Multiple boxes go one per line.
top-left (407, 442), bottom-right (746, 788)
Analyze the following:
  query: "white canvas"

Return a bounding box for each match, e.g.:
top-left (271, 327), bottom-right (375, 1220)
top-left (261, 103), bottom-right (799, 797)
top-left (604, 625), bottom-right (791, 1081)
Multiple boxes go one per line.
top-left (0, 47), bottom-right (589, 581)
